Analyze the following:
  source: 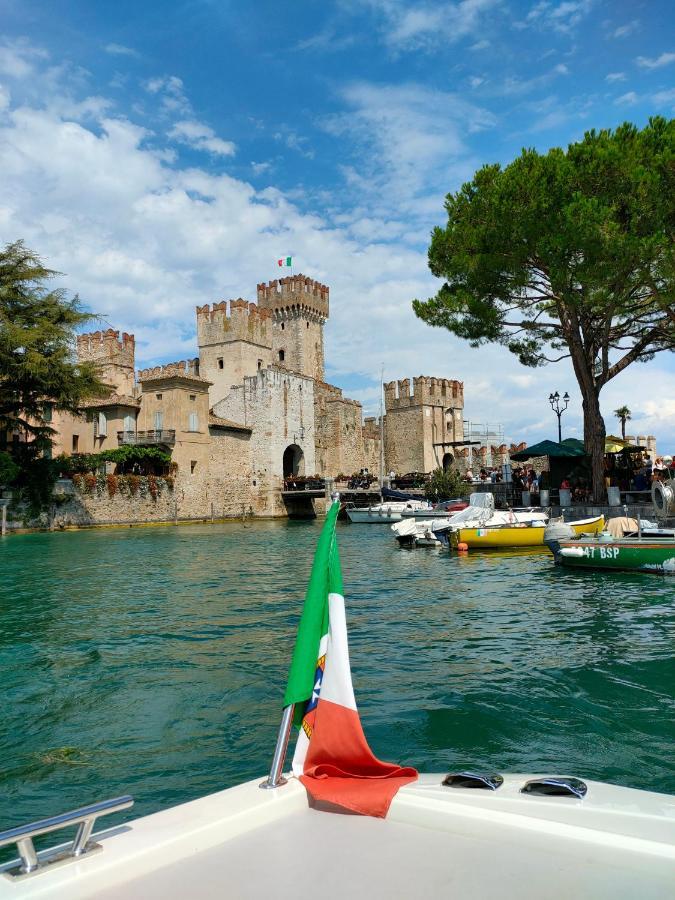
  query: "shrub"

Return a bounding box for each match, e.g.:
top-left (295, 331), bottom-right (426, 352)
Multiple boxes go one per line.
top-left (424, 467), bottom-right (465, 503)
top-left (164, 475), bottom-right (174, 490)
top-left (147, 475), bottom-right (159, 500)
top-left (128, 475), bottom-right (140, 496)
top-left (106, 474), bottom-right (118, 498)
top-left (83, 473), bottom-right (97, 494)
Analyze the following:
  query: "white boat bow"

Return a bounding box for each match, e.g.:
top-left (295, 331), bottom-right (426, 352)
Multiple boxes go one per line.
top-left (4, 773), bottom-right (675, 899)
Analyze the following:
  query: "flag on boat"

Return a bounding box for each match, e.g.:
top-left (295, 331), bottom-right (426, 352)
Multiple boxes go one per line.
top-left (277, 256), bottom-right (292, 267)
top-left (284, 501), bottom-right (417, 817)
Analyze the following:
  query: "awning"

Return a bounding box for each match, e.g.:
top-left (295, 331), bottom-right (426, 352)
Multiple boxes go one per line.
top-left (510, 439), bottom-right (586, 461)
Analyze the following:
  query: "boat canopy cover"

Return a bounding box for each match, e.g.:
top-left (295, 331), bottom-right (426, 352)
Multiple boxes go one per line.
top-left (510, 439), bottom-right (586, 461)
top-left (382, 486), bottom-right (422, 501)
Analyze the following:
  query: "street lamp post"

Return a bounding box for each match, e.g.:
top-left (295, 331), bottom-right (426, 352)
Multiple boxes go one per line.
top-left (549, 391), bottom-right (570, 443)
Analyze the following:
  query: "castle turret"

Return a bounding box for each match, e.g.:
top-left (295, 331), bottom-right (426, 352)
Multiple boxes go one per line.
top-left (77, 329), bottom-right (135, 395)
top-left (383, 375), bottom-right (465, 475)
top-left (196, 300), bottom-right (274, 405)
top-left (257, 275), bottom-right (328, 381)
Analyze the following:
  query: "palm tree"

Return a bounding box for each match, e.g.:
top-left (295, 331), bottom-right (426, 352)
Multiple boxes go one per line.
top-left (614, 405), bottom-right (632, 440)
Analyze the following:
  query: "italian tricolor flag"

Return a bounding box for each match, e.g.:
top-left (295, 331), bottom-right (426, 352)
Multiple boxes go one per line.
top-left (277, 256), bottom-right (292, 267)
top-left (284, 501), bottom-right (417, 817)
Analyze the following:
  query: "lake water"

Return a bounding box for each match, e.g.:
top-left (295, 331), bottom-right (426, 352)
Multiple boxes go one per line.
top-left (1, 519), bottom-right (674, 832)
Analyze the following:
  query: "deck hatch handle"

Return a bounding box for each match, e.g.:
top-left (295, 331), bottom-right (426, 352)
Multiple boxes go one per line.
top-left (521, 777), bottom-right (587, 799)
top-left (442, 772), bottom-right (504, 790)
top-left (0, 795), bottom-right (133, 880)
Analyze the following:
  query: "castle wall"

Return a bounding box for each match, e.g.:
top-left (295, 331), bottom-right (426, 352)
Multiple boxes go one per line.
top-left (314, 382), bottom-right (376, 477)
top-left (212, 367), bottom-right (316, 516)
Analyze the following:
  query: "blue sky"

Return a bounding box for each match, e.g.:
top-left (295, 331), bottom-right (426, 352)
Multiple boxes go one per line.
top-left (1, 0), bottom-right (674, 448)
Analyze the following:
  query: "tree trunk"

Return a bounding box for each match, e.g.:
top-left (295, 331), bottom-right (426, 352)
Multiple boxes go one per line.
top-left (621, 418), bottom-right (626, 440)
top-left (582, 389), bottom-right (606, 502)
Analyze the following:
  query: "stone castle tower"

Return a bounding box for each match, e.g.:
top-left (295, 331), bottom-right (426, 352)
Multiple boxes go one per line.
top-left (196, 275), bottom-right (328, 406)
top-left (76, 329), bottom-right (135, 396)
top-left (257, 275), bottom-right (328, 383)
top-left (384, 376), bottom-right (464, 475)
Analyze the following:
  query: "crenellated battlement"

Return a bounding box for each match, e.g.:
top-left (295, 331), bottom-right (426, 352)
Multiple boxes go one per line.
top-left (257, 275), bottom-right (329, 321)
top-left (196, 299), bottom-right (273, 349)
top-left (384, 376), bottom-right (464, 410)
top-left (77, 328), bottom-right (135, 395)
top-left (138, 358), bottom-right (208, 384)
top-left (77, 329), bottom-right (135, 362)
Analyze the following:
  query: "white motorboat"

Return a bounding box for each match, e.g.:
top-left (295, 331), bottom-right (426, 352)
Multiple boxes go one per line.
top-left (346, 499), bottom-right (430, 523)
top-left (3, 773), bottom-right (674, 899)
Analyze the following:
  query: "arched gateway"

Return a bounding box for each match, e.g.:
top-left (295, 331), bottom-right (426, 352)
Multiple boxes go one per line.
top-left (283, 444), bottom-right (304, 479)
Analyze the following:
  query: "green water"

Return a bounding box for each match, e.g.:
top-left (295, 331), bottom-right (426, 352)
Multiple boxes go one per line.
top-left (1, 521), bottom-right (674, 831)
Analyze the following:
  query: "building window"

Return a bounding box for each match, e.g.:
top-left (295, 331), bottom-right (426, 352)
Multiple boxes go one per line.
top-left (281, 322), bottom-right (285, 331)
top-left (218, 358), bottom-right (224, 370)
top-left (190, 460), bottom-right (197, 474)
top-left (188, 412), bottom-right (198, 432)
top-left (123, 414), bottom-right (135, 434)
top-left (72, 435), bottom-right (79, 452)
top-left (257, 359), bottom-right (262, 370)
top-left (154, 411), bottom-right (163, 431)
top-left (43, 403), bottom-right (53, 423)
top-left (189, 394), bottom-right (196, 401)
top-left (98, 411), bottom-right (107, 437)
top-left (279, 349), bottom-right (285, 362)
top-left (156, 393), bottom-right (162, 400)
top-left (307, 321), bottom-right (310, 329)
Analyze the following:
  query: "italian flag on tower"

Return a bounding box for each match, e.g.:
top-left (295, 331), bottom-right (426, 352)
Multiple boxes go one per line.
top-left (284, 501), bottom-right (417, 817)
top-left (277, 256), bottom-right (292, 267)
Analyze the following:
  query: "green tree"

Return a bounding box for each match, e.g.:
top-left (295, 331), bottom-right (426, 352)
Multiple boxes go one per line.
top-left (424, 467), bottom-right (465, 503)
top-left (613, 405), bottom-right (632, 440)
top-left (413, 118), bottom-right (675, 501)
top-left (0, 241), bottom-right (107, 457)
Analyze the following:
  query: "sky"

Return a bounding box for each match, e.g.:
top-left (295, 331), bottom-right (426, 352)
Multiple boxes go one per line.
top-left (1, 0), bottom-right (673, 449)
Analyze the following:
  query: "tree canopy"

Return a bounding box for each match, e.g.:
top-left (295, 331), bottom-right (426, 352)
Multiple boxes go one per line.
top-left (0, 241), bottom-right (107, 455)
top-left (414, 118), bottom-right (674, 499)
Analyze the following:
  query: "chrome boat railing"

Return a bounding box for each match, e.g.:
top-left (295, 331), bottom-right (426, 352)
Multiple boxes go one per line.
top-left (0, 795), bottom-right (133, 880)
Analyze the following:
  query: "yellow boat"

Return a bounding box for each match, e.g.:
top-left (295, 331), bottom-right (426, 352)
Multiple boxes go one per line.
top-left (451, 514), bottom-right (605, 549)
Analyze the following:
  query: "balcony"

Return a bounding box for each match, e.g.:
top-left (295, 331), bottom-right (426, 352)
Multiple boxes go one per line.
top-left (117, 430), bottom-right (176, 447)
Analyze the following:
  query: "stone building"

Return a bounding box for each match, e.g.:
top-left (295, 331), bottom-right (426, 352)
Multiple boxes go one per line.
top-left (383, 376), bottom-right (464, 475)
top-left (44, 274), bottom-right (467, 519)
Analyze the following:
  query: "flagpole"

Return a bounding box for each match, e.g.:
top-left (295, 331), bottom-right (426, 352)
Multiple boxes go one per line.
top-left (259, 703), bottom-right (295, 789)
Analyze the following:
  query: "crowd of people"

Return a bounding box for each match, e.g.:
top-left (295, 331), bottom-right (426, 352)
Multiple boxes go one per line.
top-left (604, 452), bottom-right (673, 493)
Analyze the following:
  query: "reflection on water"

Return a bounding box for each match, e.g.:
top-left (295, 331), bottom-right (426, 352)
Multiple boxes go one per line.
top-left (1, 520), bottom-right (674, 828)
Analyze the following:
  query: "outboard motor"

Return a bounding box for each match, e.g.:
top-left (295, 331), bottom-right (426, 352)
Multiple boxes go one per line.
top-left (544, 519), bottom-right (575, 562)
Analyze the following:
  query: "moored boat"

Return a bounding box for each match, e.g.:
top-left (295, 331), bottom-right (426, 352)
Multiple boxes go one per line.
top-left (346, 499), bottom-right (430, 523)
top-left (549, 534), bottom-right (675, 574)
top-left (450, 514), bottom-right (604, 550)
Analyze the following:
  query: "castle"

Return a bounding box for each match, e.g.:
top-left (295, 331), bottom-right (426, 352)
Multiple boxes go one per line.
top-left (49, 275), bottom-right (466, 517)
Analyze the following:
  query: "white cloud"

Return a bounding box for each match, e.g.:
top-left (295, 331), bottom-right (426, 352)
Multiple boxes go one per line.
top-left (636, 51), bottom-right (675, 69)
top-left (519, 0), bottom-right (593, 34)
top-left (168, 119), bottom-right (236, 157)
top-left (251, 161), bottom-right (272, 175)
top-left (611, 20), bottom-right (639, 39)
top-left (615, 91), bottom-right (638, 105)
top-left (322, 82), bottom-right (494, 217)
top-left (605, 71), bottom-right (626, 83)
top-left (354, 0), bottom-right (499, 52)
top-left (144, 75), bottom-right (191, 114)
top-left (273, 127), bottom-right (315, 159)
top-left (469, 75), bottom-right (485, 88)
top-left (470, 39), bottom-right (490, 50)
top-left (652, 87), bottom-right (675, 108)
top-left (104, 43), bottom-right (140, 58)
top-left (0, 37), bottom-right (48, 78)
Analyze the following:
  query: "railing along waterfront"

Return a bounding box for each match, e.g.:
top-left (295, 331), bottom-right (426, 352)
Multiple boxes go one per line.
top-left (117, 429), bottom-right (176, 446)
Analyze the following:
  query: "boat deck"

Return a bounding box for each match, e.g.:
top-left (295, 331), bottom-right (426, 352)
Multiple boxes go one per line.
top-left (5, 776), bottom-right (675, 899)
